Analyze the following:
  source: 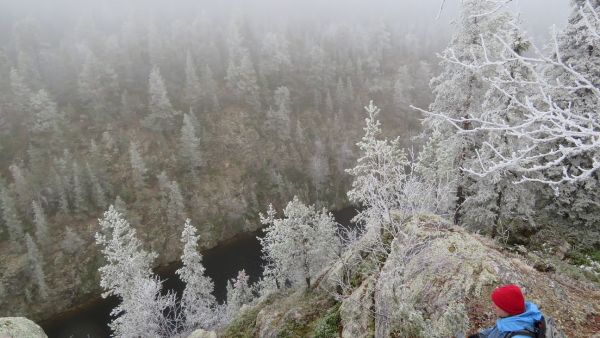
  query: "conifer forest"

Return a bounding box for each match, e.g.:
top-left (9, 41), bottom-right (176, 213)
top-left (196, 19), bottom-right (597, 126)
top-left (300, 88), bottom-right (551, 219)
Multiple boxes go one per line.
top-left (0, 1), bottom-right (599, 337)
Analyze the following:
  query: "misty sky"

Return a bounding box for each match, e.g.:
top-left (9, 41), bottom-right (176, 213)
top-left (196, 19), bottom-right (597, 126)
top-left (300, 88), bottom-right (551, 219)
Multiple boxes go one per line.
top-left (0, 0), bottom-right (571, 47)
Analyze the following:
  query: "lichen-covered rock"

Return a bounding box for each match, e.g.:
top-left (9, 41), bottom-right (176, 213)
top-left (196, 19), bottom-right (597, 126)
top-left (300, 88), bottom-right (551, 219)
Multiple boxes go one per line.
top-left (330, 218), bottom-right (600, 337)
top-left (186, 328), bottom-right (217, 338)
top-left (340, 276), bottom-right (375, 338)
top-left (221, 289), bottom-right (339, 338)
top-left (221, 218), bottom-right (600, 337)
top-left (0, 317), bottom-right (48, 338)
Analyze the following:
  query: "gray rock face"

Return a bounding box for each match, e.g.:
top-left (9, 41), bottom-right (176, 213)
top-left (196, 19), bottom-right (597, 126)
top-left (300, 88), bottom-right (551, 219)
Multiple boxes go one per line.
top-left (339, 276), bottom-right (375, 338)
top-left (0, 317), bottom-right (47, 338)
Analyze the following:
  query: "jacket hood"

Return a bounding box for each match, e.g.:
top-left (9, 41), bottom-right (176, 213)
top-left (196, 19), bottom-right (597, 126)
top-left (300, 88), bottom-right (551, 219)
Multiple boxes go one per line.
top-left (496, 301), bottom-right (542, 332)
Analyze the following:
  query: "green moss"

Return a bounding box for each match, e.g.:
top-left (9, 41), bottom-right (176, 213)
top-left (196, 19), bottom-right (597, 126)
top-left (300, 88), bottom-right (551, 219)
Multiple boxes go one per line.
top-left (311, 303), bottom-right (341, 338)
top-left (221, 306), bottom-right (261, 338)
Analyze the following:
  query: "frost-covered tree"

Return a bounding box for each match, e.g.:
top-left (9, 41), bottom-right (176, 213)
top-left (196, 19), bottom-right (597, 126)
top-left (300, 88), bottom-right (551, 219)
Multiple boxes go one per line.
top-left (32, 201), bottom-right (49, 247)
top-left (266, 86), bottom-right (291, 139)
top-left (183, 52), bottom-right (202, 110)
top-left (25, 233), bottom-right (48, 299)
top-left (78, 51), bottom-right (119, 120)
top-left (416, 0), bottom-right (526, 224)
top-left (260, 32), bottom-right (291, 80)
top-left (72, 162), bottom-right (88, 214)
top-left (87, 162), bottom-right (108, 210)
top-left (114, 196), bottom-right (128, 218)
top-left (259, 197), bottom-right (340, 288)
top-left (0, 186), bottom-right (24, 241)
top-left (226, 54), bottom-right (261, 112)
top-left (95, 206), bottom-right (175, 337)
top-left (144, 66), bottom-right (179, 132)
top-left (200, 64), bottom-right (220, 112)
top-left (349, 101), bottom-right (446, 237)
top-left (307, 45), bottom-right (334, 90)
top-left (30, 89), bottom-right (64, 134)
top-left (157, 171), bottom-right (171, 211)
top-left (393, 65), bottom-right (414, 109)
top-left (167, 180), bottom-right (186, 227)
top-left (177, 219), bottom-right (217, 331)
top-left (311, 139), bottom-right (330, 193)
top-left (129, 141), bottom-right (147, 190)
top-left (9, 163), bottom-right (31, 211)
top-left (422, 1), bottom-right (600, 233)
top-left (112, 276), bottom-right (177, 338)
top-left (9, 68), bottom-right (32, 116)
top-left (226, 269), bottom-right (254, 317)
top-left (95, 206), bottom-right (156, 297)
top-left (180, 113), bottom-right (202, 172)
top-left (347, 101), bottom-right (409, 232)
top-left (61, 226), bottom-right (85, 254)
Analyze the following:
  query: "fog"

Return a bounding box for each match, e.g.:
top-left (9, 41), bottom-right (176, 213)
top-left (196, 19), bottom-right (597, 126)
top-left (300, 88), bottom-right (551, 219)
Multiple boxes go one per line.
top-left (0, 0), bottom-right (570, 46)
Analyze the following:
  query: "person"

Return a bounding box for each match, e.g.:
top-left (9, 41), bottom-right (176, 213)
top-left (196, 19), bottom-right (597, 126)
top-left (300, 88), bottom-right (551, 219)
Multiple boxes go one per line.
top-left (469, 284), bottom-right (544, 338)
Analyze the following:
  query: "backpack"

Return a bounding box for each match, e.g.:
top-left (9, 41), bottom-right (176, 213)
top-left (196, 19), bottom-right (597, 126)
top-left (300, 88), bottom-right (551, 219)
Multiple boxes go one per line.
top-left (505, 316), bottom-right (566, 338)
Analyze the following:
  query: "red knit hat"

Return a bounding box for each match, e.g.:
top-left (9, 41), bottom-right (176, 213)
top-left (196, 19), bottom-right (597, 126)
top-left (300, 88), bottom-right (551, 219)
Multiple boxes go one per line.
top-left (491, 284), bottom-right (525, 316)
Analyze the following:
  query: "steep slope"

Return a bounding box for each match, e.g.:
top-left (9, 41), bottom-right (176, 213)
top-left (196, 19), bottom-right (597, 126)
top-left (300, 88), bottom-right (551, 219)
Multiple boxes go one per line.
top-left (221, 217), bottom-right (600, 337)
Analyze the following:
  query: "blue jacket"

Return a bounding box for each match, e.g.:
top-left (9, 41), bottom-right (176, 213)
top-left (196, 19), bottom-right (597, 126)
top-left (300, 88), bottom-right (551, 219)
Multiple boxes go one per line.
top-left (479, 302), bottom-right (543, 338)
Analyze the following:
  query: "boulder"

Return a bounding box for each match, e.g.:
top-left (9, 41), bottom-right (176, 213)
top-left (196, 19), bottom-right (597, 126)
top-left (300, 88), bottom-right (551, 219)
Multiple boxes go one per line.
top-left (0, 317), bottom-right (47, 338)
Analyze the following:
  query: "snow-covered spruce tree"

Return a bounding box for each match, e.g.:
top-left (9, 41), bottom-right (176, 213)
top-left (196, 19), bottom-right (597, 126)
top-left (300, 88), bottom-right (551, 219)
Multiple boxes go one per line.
top-left (535, 0), bottom-right (600, 230)
top-left (183, 52), bottom-right (202, 110)
top-left (78, 50), bottom-right (119, 120)
top-left (167, 180), bottom-right (186, 228)
top-left (226, 269), bottom-right (254, 318)
top-left (346, 101), bottom-right (409, 236)
top-left (129, 141), bottom-right (147, 191)
top-left (30, 89), bottom-right (64, 135)
top-left (177, 219), bottom-right (217, 331)
top-left (226, 54), bottom-right (262, 112)
top-left (224, 17), bottom-right (261, 112)
top-left (393, 65), bottom-right (414, 110)
top-left (71, 162), bottom-right (88, 214)
top-left (0, 184), bottom-right (24, 242)
top-left (202, 64), bottom-right (220, 112)
top-left (427, 1), bottom-right (600, 238)
top-left (266, 86), bottom-right (291, 139)
top-left (32, 201), bottom-right (49, 247)
top-left (259, 197), bottom-right (340, 289)
top-left (61, 226), bottom-right (85, 255)
top-left (157, 171), bottom-right (171, 211)
top-left (259, 32), bottom-right (292, 81)
top-left (348, 101), bottom-right (449, 241)
top-left (112, 276), bottom-right (178, 338)
top-left (95, 205), bottom-right (176, 337)
top-left (86, 162), bottom-right (108, 210)
top-left (9, 68), bottom-right (32, 116)
top-left (8, 163), bottom-right (31, 211)
top-left (25, 233), bottom-right (48, 299)
top-left (311, 139), bottom-right (330, 195)
top-left (143, 66), bottom-right (179, 132)
top-left (180, 112), bottom-right (202, 173)
top-left (416, 0), bottom-right (529, 226)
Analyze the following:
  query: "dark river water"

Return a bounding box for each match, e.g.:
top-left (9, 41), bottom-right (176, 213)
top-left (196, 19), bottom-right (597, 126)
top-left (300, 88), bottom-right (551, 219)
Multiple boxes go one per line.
top-left (40, 207), bottom-right (358, 338)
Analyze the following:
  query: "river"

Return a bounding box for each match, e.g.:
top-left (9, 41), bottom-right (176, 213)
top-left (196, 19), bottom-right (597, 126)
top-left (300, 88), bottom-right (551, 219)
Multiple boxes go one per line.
top-left (40, 207), bottom-right (358, 338)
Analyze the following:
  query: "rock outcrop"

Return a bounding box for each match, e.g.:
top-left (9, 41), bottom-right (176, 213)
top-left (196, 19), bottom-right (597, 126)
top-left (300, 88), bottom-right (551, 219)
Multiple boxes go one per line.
top-left (222, 216), bottom-right (600, 337)
top-left (0, 317), bottom-right (48, 338)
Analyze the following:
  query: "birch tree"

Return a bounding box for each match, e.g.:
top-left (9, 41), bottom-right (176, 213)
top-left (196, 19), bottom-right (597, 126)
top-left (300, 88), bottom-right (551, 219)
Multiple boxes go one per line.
top-left (259, 197), bottom-right (340, 289)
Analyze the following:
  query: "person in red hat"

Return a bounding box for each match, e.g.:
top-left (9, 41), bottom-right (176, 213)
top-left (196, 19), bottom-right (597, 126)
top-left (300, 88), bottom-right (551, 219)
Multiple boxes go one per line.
top-left (468, 284), bottom-right (544, 338)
